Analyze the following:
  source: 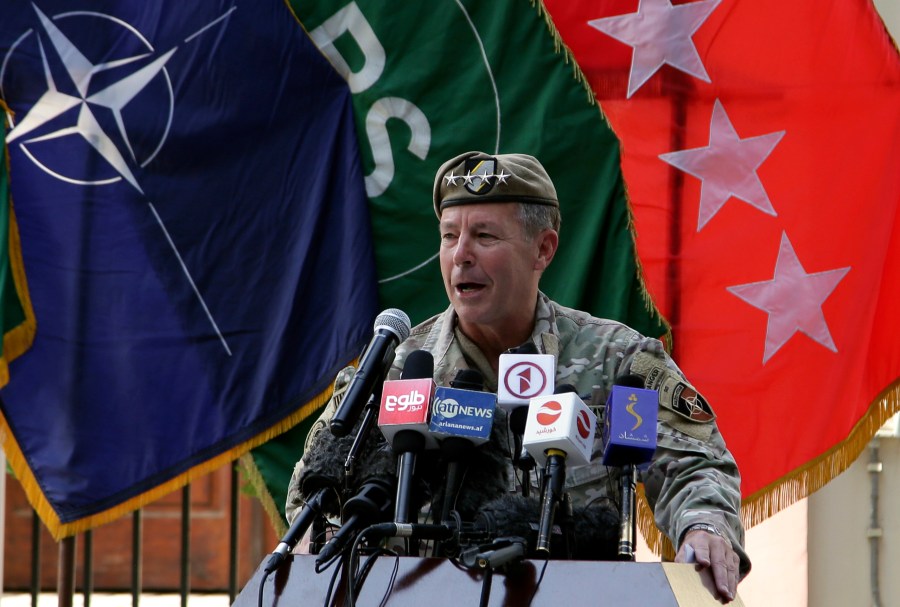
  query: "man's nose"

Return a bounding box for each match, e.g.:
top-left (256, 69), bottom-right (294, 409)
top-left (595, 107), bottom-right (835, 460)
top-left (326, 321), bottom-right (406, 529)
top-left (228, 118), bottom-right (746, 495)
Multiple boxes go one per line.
top-left (453, 233), bottom-right (474, 266)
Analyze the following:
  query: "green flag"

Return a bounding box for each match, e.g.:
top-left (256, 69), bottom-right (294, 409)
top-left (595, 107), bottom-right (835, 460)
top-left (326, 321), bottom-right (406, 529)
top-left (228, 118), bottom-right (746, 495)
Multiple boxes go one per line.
top-left (247, 0), bottom-right (667, 532)
top-left (0, 109), bottom-right (35, 388)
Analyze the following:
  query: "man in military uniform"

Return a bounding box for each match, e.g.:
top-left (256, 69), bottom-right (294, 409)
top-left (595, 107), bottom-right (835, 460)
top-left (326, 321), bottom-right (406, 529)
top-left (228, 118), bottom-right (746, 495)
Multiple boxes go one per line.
top-left (288, 151), bottom-right (750, 602)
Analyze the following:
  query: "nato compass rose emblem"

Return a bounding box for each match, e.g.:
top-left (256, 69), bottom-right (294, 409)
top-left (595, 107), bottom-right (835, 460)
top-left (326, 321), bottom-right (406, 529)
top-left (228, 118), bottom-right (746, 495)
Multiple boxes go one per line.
top-left (1, 3), bottom-right (237, 355)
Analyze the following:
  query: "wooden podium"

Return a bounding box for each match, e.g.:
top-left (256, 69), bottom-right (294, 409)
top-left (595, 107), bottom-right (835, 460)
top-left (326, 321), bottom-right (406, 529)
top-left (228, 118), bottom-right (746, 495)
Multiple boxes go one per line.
top-left (233, 554), bottom-right (744, 606)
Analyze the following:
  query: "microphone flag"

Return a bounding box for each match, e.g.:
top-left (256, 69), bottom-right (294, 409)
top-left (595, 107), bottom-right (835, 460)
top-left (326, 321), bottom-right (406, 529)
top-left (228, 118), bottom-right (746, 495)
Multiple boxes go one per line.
top-left (522, 392), bottom-right (596, 467)
top-left (379, 377), bottom-right (438, 449)
top-left (497, 352), bottom-right (556, 410)
top-left (429, 387), bottom-right (496, 445)
top-left (602, 385), bottom-right (658, 467)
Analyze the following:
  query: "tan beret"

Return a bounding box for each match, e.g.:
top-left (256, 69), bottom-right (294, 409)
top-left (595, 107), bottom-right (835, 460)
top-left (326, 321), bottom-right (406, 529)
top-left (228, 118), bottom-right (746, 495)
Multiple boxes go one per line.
top-left (432, 151), bottom-right (559, 217)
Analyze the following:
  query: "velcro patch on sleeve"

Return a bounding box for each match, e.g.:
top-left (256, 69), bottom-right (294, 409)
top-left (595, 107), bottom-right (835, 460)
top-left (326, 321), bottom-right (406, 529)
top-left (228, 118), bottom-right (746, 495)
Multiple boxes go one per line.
top-left (629, 353), bottom-right (716, 441)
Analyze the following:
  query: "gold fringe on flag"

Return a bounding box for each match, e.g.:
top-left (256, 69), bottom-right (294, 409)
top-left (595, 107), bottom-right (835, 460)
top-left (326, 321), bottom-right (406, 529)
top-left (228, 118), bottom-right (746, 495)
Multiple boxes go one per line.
top-left (0, 202), bottom-right (37, 385)
top-left (0, 372), bottom-right (337, 540)
top-left (741, 382), bottom-right (900, 528)
top-left (636, 384), bottom-right (900, 558)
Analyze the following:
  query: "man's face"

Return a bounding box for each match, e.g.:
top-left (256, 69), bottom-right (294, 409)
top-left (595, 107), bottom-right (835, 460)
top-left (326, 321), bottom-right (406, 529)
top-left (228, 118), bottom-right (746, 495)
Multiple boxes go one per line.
top-left (438, 203), bottom-right (555, 337)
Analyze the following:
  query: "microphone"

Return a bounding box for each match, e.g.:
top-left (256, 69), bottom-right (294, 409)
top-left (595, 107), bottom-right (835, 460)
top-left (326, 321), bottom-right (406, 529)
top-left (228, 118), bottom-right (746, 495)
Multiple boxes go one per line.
top-left (601, 374), bottom-right (658, 561)
top-left (313, 437), bottom-right (397, 566)
top-left (330, 309), bottom-right (411, 438)
top-left (378, 350), bottom-right (437, 523)
top-left (264, 374), bottom-right (363, 573)
top-left (264, 487), bottom-right (336, 574)
top-left (497, 342), bottom-right (555, 419)
top-left (601, 374), bottom-right (658, 467)
top-left (522, 385), bottom-right (597, 556)
top-left (428, 369), bottom-right (497, 528)
top-left (473, 493), bottom-right (620, 560)
top-left (430, 369), bottom-right (495, 446)
top-left (497, 343), bottom-right (554, 497)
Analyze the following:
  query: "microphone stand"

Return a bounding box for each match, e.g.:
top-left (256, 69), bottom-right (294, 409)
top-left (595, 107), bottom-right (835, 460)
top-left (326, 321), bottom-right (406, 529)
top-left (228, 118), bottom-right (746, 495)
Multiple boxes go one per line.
top-left (536, 449), bottom-right (566, 556)
top-left (315, 379), bottom-right (384, 560)
top-left (509, 408), bottom-right (535, 497)
top-left (617, 464), bottom-right (638, 561)
top-left (392, 431), bottom-right (425, 523)
top-left (264, 487), bottom-right (335, 573)
top-left (343, 382), bottom-right (384, 484)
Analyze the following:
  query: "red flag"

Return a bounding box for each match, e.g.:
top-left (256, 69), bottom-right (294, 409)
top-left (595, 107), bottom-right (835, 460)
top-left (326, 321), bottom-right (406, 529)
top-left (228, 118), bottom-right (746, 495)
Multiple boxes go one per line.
top-left (543, 0), bottom-right (900, 524)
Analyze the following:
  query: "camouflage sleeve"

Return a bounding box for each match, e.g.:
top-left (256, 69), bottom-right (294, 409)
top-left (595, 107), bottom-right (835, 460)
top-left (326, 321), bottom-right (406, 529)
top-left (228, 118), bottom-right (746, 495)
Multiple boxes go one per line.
top-left (640, 421), bottom-right (751, 577)
top-left (628, 351), bottom-right (751, 577)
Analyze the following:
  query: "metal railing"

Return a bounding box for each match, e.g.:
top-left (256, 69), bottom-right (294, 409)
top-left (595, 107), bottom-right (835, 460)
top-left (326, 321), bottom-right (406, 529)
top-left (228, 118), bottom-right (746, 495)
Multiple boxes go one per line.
top-left (13, 462), bottom-right (248, 607)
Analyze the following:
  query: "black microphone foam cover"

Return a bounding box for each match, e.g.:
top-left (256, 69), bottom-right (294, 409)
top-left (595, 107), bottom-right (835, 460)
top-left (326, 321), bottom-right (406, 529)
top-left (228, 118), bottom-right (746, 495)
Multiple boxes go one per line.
top-left (572, 499), bottom-right (620, 561)
top-left (615, 373), bottom-right (646, 389)
top-left (507, 342), bottom-right (539, 355)
top-left (353, 441), bottom-right (398, 487)
top-left (295, 432), bottom-right (354, 517)
top-left (478, 494), bottom-right (541, 540)
top-left (401, 349), bottom-right (434, 380)
top-left (477, 494), bottom-right (620, 560)
top-left (450, 368), bottom-right (484, 391)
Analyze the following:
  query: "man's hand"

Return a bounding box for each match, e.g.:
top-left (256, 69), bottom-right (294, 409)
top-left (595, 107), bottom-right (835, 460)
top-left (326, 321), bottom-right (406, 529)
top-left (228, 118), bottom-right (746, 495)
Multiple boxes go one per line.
top-left (675, 528), bottom-right (739, 603)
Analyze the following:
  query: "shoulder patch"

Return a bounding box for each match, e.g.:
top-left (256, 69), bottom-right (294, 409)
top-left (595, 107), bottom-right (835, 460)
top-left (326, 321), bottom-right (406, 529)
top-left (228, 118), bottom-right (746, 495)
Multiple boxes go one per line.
top-left (666, 382), bottom-right (715, 423)
top-left (629, 352), bottom-right (715, 424)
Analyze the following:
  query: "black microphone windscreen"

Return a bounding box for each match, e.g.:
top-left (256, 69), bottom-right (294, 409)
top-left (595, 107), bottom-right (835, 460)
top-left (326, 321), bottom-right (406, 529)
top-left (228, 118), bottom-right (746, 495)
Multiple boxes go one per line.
top-left (450, 368), bottom-right (484, 391)
top-left (353, 442), bottom-right (398, 487)
top-left (555, 383), bottom-right (578, 394)
top-left (401, 349), bottom-right (434, 380)
top-left (478, 494), bottom-right (541, 540)
top-left (296, 431), bottom-right (355, 517)
top-left (507, 342), bottom-right (539, 355)
top-left (572, 500), bottom-right (620, 560)
top-left (478, 494), bottom-right (620, 560)
top-left (615, 373), bottom-right (645, 389)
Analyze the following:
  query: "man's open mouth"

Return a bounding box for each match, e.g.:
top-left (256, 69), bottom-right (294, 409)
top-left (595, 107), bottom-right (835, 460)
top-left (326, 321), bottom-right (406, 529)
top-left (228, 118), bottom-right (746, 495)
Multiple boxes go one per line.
top-left (457, 283), bottom-right (484, 293)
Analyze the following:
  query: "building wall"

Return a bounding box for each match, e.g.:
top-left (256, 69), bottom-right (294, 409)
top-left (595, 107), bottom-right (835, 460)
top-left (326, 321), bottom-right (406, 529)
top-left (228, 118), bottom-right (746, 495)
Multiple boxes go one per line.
top-left (808, 432), bottom-right (900, 607)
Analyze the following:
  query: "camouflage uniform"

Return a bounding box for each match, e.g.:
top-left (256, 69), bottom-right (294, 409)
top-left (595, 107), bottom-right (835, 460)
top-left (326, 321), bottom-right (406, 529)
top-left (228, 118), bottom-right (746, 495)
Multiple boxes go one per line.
top-left (288, 292), bottom-right (750, 575)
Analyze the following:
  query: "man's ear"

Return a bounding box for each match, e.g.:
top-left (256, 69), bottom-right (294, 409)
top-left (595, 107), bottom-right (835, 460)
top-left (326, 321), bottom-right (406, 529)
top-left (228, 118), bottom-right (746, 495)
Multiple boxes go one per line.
top-left (534, 229), bottom-right (559, 272)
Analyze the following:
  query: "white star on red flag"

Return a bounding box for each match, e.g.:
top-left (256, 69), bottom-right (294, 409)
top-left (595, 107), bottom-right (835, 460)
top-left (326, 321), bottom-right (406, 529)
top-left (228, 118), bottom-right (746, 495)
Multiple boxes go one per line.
top-left (727, 232), bottom-right (851, 364)
top-left (587, 0), bottom-right (721, 98)
top-left (659, 99), bottom-right (785, 231)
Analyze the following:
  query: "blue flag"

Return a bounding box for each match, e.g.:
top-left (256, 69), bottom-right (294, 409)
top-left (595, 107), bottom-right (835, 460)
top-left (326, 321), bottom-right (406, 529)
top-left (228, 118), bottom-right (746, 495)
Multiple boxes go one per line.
top-left (0, 0), bottom-right (377, 538)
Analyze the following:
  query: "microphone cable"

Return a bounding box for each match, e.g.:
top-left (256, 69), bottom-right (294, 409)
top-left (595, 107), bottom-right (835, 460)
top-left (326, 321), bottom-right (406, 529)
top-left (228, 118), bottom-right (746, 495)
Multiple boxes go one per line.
top-left (345, 524), bottom-right (401, 607)
top-left (526, 558), bottom-right (550, 607)
top-left (321, 551), bottom-right (346, 607)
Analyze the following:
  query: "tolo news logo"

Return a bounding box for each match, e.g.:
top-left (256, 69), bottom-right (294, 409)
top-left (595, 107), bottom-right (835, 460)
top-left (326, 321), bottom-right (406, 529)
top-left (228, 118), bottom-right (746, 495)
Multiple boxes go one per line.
top-left (384, 389), bottom-right (427, 412)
